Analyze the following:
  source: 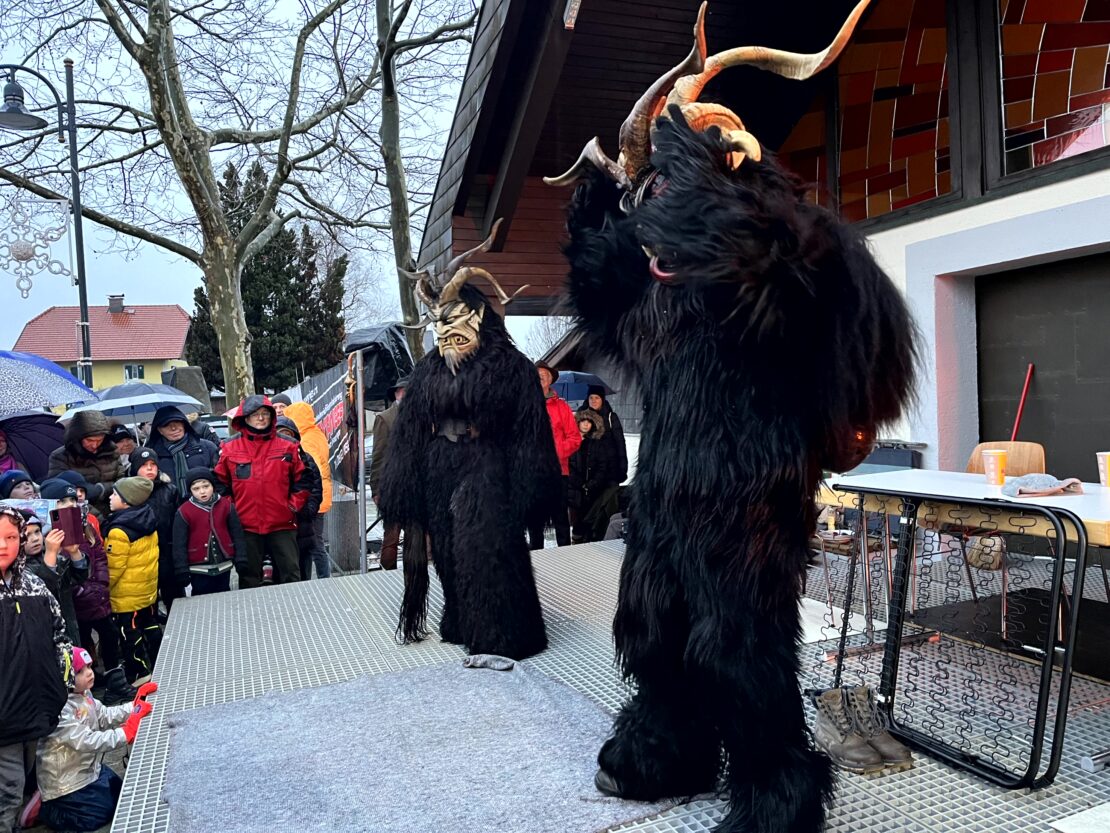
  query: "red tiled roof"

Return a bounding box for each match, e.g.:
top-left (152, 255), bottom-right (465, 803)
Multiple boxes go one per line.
top-left (14, 304), bottom-right (191, 362)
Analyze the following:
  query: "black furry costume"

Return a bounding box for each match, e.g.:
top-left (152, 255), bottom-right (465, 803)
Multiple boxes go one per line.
top-left (547, 2), bottom-right (916, 829)
top-left (379, 283), bottom-right (559, 661)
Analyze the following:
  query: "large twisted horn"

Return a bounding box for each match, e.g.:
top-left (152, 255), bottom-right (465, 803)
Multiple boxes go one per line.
top-left (543, 3), bottom-right (707, 188)
top-left (400, 267), bottom-right (438, 309)
top-left (441, 267), bottom-right (529, 308)
top-left (444, 218), bottom-right (503, 279)
top-left (542, 137), bottom-right (630, 189)
top-left (667, 0), bottom-right (871, 107)
top-left (616, 1), bottom-right (708, 179)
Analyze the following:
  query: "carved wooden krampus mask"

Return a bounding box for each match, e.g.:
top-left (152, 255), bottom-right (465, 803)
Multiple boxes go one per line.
top-left (404, 219), bottom-right (525, 375)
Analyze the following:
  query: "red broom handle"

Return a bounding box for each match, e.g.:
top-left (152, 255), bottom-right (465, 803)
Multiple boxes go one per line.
top-left (1010, 363), bottom-right (1034, 441)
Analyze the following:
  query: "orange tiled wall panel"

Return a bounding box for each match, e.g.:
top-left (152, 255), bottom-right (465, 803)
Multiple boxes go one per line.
top-left (999, 0), bottom-right (1110, 173)
top-left (835, 0), bottom-right (952, 222)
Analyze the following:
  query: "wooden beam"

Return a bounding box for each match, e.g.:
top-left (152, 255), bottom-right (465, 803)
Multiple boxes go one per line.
top-left (481, 3), bottom-right (574, 247)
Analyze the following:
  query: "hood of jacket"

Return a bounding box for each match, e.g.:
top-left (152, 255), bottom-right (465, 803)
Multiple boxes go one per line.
top-left (575, 408), bottom-right (605, 439)
top-left (0, 504), bottom-right (27, 590)
top-left (63, 411), bottom-right (116, 459)
top-left (106, 503), bottom-right (158, 542)
top-left (151, 405), bottom-right (198, 435)
top-left (231, 395), bottom-right (277, 435)
top-left (276, 415), bottom-right (301, 441)
top-left (285, 402), bottom-right (318, 434)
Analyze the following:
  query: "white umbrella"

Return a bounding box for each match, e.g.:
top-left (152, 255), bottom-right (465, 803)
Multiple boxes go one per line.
top-left (60, 390), bottom-right (203, 424)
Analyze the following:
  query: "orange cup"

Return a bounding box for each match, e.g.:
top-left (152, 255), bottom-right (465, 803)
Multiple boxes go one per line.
top-left (1097, 451), bottom-right (1110, 486)
top-left (982, 449), bottom-right (1007, 486)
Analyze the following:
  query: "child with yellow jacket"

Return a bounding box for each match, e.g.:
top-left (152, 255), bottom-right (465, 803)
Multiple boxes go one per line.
top-left (104, 477), bottom-right (162, 682)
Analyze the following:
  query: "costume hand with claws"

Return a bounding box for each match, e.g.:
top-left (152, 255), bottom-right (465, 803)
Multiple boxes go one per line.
top-left (547, 2), bottom-right (916, 830)
top-left (379, 223), bottom-right (561, 661)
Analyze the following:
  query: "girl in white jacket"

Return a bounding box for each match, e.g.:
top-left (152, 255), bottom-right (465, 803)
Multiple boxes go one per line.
top-left (25, 647), bottom-right (155, 832)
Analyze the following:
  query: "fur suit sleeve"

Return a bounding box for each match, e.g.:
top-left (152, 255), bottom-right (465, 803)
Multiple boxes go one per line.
top-left (378, 356), bottom-right (434, 529)
top-left (562, 170), bottom-right (652, 362)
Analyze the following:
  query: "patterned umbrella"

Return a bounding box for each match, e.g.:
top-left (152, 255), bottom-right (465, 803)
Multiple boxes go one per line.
top-left (0, 351), bottom-right (95, 419)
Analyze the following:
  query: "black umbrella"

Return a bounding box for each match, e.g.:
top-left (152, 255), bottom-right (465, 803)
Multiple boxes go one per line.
top-left (0, 411), bottom-right (65, 483)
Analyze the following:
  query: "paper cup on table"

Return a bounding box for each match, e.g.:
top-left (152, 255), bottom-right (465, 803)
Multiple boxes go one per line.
top-left (1097, 452), bottom-right (1110, 486)
top-left (982, 449), bottom-right (1007, 486)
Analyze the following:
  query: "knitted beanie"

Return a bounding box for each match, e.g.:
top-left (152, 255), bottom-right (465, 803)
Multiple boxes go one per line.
top-left (114, 476), bottom-right (153, 507)
top-left (185, 467), bottom-right (215, 491)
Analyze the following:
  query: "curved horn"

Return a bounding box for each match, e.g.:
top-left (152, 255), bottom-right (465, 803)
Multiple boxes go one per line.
top-left (456, 267), bottom-right (530, 307)
top-left (617, 1), bottom-right (708, 179)
top-left (414, 277), bottom-right (437, 310)
top-left (723, 129), bottom-right (762, 167)
top-left (400, 315), bottom-right (434, 330)
top-left (543, 137), bottom-right (630, 189)
top-left (444, 218), bottom-right (503, 279)
top-left (667, 0), bottom-right (871, 107)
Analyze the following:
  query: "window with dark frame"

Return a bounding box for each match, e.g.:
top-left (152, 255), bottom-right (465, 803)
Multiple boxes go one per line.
top-left (997, 0), bottom-right (1110, 176)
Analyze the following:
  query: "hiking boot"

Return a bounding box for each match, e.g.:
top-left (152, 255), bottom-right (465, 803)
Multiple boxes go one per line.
top-left (18, 789), bottom-right (41, 828)
top-left (102, 666), bottom-right (139, 706)
top-left (844, 685), bottom-right (913, 767)
top-left (812, 689), bottom-right (883, 773)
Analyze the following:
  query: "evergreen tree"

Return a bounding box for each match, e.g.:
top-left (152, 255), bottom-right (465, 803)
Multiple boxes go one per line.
top-left (185, 162), bottom-right (346, 394)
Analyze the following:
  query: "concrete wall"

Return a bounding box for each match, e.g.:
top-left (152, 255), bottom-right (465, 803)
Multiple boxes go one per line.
top-left (865, 169), bottom-right (1110, 469)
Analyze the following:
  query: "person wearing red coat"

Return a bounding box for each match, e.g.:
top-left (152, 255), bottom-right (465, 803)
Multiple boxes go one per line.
top-left (214, 396), bottom-right (311, 587)
top-left (527, 361), bottom-right (582, 549)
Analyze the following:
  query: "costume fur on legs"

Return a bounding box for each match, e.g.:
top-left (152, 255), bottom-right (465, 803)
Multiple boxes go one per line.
top-left (379, 229), bottom-right (560, 661)
top-left (545, 2), bottom-right (916, 829)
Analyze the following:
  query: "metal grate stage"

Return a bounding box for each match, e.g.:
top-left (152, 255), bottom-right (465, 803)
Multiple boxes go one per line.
top-left (111, 542), bottom-right (1110, 833)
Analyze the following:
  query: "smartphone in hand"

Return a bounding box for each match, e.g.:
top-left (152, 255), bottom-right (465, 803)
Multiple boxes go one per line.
top-left (49, 506), bottom-right (84, 547)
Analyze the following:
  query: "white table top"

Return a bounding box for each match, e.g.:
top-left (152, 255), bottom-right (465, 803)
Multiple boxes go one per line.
top-left (828, 469), bottom-right (1110, 525)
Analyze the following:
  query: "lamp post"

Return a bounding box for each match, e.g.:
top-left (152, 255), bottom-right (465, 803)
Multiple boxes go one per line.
top-left (0, 60), bottom-right (93, 388)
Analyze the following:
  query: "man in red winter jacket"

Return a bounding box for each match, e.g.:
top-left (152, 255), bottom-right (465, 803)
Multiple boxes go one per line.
top-left (527, 361), bottom-right (581, 549)
top-left (214, 396), bottom-right (311, 587)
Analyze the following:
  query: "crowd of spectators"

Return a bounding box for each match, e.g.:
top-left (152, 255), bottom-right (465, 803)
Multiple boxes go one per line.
top-left (0, 393), bottom-right (334, 832)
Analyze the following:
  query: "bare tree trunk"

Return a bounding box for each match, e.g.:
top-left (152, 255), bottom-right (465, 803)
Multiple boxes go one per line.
top-left (377, 0), bottom-right (425, 361)
top-left (201, 241), bottom-right (255, 404)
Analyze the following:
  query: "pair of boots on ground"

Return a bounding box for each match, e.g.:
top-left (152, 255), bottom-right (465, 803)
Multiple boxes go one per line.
top-left (813, 685), bottom-right (912, 773)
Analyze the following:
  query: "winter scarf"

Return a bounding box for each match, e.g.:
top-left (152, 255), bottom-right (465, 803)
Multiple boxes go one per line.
top-left (166, 436), bottom-right (190, 496)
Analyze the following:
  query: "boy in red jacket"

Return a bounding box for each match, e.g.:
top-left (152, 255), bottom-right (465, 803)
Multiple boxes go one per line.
top-left (527, 361), bottom-right (581, 549)
top-left (214, 396), bottom-right (310, 587)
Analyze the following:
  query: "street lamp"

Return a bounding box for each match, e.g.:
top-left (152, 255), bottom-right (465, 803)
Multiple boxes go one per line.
top-left (0, 61), bottom-right (93, 388)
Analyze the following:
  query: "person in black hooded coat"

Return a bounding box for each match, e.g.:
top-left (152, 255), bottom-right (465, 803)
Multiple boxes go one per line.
top-left (583, 386), bottom-right (627, 483)
top-left (568, 409), bottom-right (622, 542)
top-left (147, 406), bottom-right (219, 501)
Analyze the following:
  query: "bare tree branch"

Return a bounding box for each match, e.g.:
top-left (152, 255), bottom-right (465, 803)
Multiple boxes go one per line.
top-left (0, 166), bottom-right (201, 263)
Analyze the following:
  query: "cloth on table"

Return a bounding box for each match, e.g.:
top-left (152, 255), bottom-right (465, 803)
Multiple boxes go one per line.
top-left (1001, 474), bottom-right (1083, 498)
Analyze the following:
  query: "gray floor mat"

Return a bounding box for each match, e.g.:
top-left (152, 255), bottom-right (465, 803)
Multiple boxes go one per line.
top-left (162, 659), bottom-right (677, 833)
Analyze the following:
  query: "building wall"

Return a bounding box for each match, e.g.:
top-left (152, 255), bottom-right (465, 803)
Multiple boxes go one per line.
top-left (87, 359), bottom-right (185, 389)
top-left (865, 168), bottom-right (1110, 469)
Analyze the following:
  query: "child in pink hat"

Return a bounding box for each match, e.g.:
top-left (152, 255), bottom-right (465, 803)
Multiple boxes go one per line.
top-left (21, 647), bottom-right (157, 832)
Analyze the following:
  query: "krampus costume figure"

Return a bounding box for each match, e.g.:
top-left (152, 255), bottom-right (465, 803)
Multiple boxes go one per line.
top-left (545, 1), bottom-right (915, 830)
top-left (379, 224), bottom-right (559, 661)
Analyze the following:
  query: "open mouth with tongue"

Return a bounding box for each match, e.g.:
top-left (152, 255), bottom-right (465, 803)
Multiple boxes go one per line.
top-left (641, 245), bottom-right (680, 283)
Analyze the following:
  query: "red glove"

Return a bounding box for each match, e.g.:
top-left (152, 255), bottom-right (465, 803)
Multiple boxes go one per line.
top-left (133, 681), bottom-right (158, 706)
top-left (122, 699), bottom-right (153, 744)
